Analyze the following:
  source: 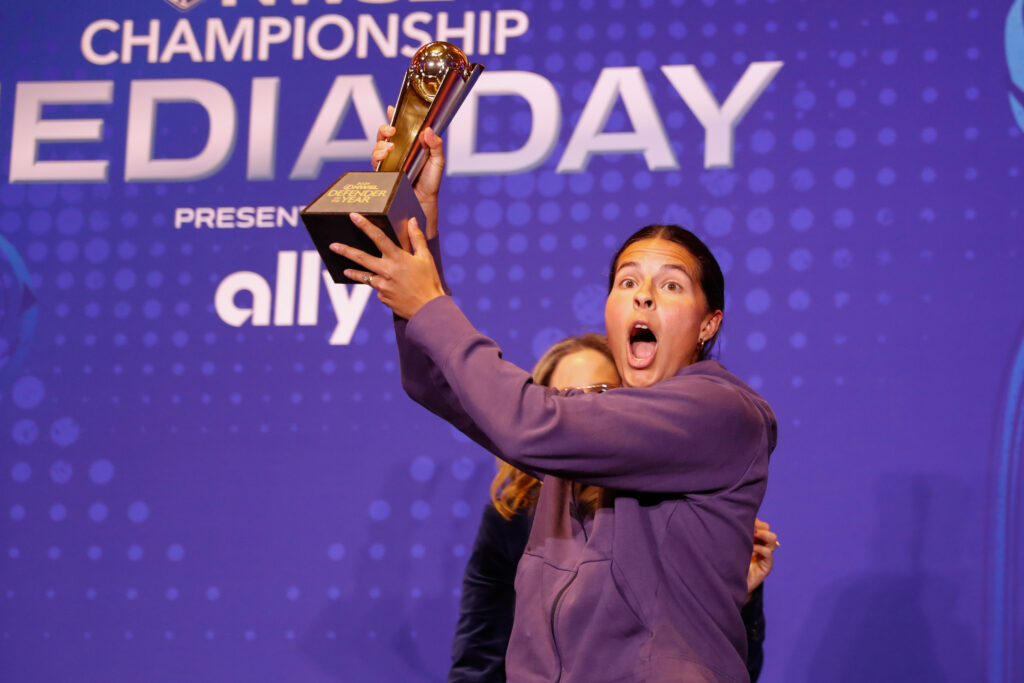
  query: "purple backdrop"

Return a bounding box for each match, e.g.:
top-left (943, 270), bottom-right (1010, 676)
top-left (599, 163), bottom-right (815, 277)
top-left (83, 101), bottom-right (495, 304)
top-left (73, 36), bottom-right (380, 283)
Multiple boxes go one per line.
top-left (2, 0), bottom-right (1022, 681)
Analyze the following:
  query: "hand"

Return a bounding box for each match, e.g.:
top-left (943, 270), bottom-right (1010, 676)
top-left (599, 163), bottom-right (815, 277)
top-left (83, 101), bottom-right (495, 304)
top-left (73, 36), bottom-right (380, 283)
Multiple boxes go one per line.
top-left (746, 518), bottom-right (779, 603)
top-left (331, 214), bottom-right (445, 320)
top-left (372, 106), bottom-right (445, 240)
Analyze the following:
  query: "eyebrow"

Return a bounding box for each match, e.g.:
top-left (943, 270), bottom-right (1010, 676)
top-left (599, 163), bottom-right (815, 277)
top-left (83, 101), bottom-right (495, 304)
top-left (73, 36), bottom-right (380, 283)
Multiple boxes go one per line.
top-left (614, 261), bottom-right (694, 280)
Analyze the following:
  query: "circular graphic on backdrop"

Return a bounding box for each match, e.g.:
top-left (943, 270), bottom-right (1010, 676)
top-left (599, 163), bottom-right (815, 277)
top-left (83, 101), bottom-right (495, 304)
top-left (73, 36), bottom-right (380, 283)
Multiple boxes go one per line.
top-left (0, 235), bottom-right (38, 388)
top-left (1006, 0), bottom-right (1024, 132)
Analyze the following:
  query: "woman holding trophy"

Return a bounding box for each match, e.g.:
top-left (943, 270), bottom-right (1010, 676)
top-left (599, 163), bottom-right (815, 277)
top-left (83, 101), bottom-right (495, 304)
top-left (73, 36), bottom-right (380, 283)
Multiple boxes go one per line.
top-left (447, 332), bottom-right (778, 683)
top-left (325, 42), bottom-right (777, 683)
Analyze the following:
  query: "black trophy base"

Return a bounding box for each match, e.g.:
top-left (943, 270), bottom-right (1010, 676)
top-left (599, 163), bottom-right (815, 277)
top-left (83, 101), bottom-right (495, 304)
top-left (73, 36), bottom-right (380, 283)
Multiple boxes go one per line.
top-left (301, 171), bottom-right (426, 284)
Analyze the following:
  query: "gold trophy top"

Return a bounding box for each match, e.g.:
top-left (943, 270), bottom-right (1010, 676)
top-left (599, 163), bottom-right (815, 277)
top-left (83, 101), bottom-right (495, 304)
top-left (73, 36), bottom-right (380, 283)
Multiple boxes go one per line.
top-left (409, 42), bottom-right (471, 101)
top-left (378, 42), bottom-right (481, 178)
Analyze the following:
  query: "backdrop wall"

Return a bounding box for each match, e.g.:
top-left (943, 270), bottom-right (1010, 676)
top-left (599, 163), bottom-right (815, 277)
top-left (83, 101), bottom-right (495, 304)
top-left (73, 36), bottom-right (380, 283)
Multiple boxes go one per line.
top-left (2, 1), bottom-right (1022, 681)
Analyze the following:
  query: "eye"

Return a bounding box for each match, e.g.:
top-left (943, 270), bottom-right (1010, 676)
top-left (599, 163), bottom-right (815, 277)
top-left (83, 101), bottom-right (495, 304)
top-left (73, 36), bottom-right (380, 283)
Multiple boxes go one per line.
top-left (664, 280), bottom-right (682, 292)
top-left (618, 277), bottom-right (637, 289)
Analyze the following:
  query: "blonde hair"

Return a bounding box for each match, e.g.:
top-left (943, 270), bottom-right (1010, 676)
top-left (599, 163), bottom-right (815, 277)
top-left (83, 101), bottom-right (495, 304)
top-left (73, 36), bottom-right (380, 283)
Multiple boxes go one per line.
top-left (490, 333), bottom-right (614, 520)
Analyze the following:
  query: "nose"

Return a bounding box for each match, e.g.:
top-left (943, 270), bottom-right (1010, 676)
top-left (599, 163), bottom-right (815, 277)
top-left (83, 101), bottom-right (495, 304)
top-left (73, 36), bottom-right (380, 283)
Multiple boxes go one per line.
top-left (633, 283), bottom-right (654, 309)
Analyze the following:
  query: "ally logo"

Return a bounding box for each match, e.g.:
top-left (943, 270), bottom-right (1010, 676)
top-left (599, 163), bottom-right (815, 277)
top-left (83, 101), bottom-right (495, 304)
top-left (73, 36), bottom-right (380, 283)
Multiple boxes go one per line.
top-left (1008, 0), bottom-right (1024, 132)
top-left (215, 251), bottom-right (373, 345)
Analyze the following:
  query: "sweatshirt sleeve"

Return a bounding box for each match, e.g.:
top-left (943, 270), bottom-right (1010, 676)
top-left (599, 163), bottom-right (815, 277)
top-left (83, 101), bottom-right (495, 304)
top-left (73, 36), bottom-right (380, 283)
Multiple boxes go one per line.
top-left (393, 237), bottom-right (507, 457)
top-left (404, 296), bottom-right (776, 494)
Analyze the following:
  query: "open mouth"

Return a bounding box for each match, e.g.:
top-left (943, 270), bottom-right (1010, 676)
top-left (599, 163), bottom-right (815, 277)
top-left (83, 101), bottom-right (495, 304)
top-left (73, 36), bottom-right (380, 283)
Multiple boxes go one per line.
top-left (628, 322), bottom-right (657, 368)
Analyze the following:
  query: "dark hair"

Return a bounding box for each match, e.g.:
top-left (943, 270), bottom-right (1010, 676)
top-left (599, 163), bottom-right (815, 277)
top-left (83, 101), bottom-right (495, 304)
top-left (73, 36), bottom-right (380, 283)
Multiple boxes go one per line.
top-left (607, 224), bottom-right (725, 361)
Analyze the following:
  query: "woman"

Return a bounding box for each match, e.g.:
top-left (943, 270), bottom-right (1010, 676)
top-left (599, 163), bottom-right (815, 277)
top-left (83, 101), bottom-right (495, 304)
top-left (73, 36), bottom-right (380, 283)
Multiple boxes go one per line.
top-left (332, 127), bottom-right (777, 681)
top-left (448, 335), bottom-right (778, 683)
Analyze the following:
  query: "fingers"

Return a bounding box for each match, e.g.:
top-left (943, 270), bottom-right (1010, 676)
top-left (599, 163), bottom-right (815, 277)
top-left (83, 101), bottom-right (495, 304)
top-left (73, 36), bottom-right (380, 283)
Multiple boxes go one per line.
top-left (342, 268), bottom-right (376, 286)
top-left (420, 126), bottom-right (445, 164)
top-left (371, 140), bottom-right (395, 166)
top-left (753, 527), bottom-right (779, 547)
top-left (754, 518), bottom-right (770, 530)
top-left (349, 212), bottom-right (401, 257)
top-left (329, 214), bottom-right (395, 273)
top-left (408, 217), bottom-right (428, 255)
top-left (421, 126), bottom-right (441, 149)
top-left (376, 107), bottom-right (396, 143)
top-left (330, 240), bottom-right (383, 274)
top-left (377, 121), bottom-right (396, 143)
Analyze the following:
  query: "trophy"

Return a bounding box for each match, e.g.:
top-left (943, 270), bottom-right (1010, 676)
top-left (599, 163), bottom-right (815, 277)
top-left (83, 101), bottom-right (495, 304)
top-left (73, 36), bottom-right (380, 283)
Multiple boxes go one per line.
top-left (302, 42), bottom-right (484, 283)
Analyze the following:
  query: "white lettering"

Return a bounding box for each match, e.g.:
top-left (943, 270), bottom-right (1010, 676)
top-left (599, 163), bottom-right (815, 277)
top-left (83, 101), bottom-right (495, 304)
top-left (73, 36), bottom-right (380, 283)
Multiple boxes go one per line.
top-left (257, 16), bottom-right (292, 61)
top-left (274, 251), bottom-right (298, 326)
top-left (14, 62), bottom-right (774, 184)
top-left (171, 204), bottom-right (302, 228)
top-left (81, 20), bottom-right (120, 66)
top-left (174, 207), bottom-right (195, 228)
top-left (160, 19), bottom-right (203, 63)
top-left (558, 67), bottom-right (676, 173)
top-left (122, 19), bottom-right (160, 64)
top-left (196, 207), bottom-right (215, 228)
top-left (125, 79), bottom-right (237, 182)
top-left (216, 206), bottom-right (236, 227)
top-left (494, 10), bottom-right (528, 55)
top-left (400, 12), bottom-right (433, 58)
top-left (215, 271), bottom-right (272, 327)
top-left (81, 11), bottom-right (527, 65)
top-left (205, 18), bottom-right (255, 61)
top-left (307, 15), bottom-right (355, 61)
top-left (257, 206), bottom-right (275, 227)
top-left (238, 206), bottom-right (255, 228)
top-left (478, 11), bottom-right (492, 56)
top-left (323, 271), bottom-right (372, 345)
top-left (356, 14), bottom-right (399, 58)
top-left (292, 16), bottom-right (306, 59)
top-left (662, 61), bottom-right (783, 169)
top-left (449, 71), bottom-right (559, 176)
top-left (290, 75), bottom-right (386, 179)
top-left (297, 251), bottom-right (321, 326)
top-left (436, 11), bottom-right (475, 54)
top-left (9, 81), bottom-right (113, 183)
top-left (248, 77), bottom-right (280, 180)
top-left (214, 250), bottom-right (372, 345)
top-left (277, 206), bottom-right (300, 227)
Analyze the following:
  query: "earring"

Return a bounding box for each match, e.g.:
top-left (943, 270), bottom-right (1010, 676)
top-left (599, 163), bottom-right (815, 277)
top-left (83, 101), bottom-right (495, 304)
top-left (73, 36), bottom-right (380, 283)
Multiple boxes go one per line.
top-left (697, 338), bottom-right (705, 351)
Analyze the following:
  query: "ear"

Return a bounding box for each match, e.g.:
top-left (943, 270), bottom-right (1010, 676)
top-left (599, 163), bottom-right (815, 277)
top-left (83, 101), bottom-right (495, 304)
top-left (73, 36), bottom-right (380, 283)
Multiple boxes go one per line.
top-left (700, 310), bottom-right (723, 342)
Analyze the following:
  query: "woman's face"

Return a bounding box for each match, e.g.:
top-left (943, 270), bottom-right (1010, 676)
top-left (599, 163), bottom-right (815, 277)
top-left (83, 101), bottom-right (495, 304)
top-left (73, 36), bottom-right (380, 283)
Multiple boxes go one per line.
top-left (549, 348), bottom-right (620, 392)
top-left (605, 238), bottom-right (722, 388)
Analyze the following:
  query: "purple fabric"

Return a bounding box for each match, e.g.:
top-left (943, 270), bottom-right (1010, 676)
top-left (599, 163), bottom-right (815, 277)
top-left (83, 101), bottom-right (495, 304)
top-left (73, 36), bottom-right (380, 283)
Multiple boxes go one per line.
top-left (448, 503), bottom-right (767, 682)
top-left (395, 240), bottom-right (777, 682)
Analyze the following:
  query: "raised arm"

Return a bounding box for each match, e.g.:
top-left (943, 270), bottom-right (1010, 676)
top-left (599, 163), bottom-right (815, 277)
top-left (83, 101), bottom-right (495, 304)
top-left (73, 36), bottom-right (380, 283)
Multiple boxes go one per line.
top-left (405, 296), bottom-right (776, 494)
top-left (346, 122), bottom-right (504, 453)
top-left (338, 126), bottom-right (776, 494)
top-left (336, 217), bottom-right (774, 493)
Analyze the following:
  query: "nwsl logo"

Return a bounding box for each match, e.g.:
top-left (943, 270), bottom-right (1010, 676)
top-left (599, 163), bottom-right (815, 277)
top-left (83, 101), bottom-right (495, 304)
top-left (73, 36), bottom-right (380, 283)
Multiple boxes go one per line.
top-left (1008, 0), bottom-right (1024, 132)
top-left (164, 0), bottom-right (204, 11)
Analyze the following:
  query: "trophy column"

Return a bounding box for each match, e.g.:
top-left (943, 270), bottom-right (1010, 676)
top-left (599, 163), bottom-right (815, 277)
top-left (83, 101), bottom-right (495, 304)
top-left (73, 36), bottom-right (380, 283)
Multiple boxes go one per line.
top-left (301, 42), bottom-right (483, 284)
